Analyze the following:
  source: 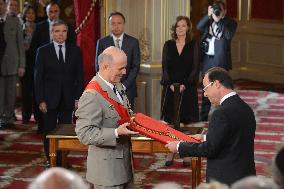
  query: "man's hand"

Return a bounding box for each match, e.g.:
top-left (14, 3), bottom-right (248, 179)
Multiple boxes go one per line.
top-left (18, 67), bottom-right (25, 77)
top-left (39, 102), bottom-right (47, 114)
top-left (208, 6), bottom-right (213, 17)
top-left (117, 122), bottom-right (139, 136)
top-left (180, 84), bottom-right (186, 93)
top-left (170, 85), bottom-right (174, 92)
top-left (165, 141), bottom-right (180, 153)
top-left (190, 134), bottom-right (204, 142)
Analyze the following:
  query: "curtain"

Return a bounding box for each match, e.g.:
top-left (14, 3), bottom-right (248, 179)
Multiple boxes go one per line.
top-left (74, 0), bottom-right (100, 86)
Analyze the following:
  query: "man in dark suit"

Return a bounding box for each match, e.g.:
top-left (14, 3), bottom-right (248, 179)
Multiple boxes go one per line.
top-left (198, 0), bottom-right (237, 121)
top-left (95, 11), bottom-right (140, 110)
top-left (30, 2), bottom-right (76, 132)
top-left (34, 20), bottom-right (84, 166)
top-left (166, 67), bottom-right (256, 185)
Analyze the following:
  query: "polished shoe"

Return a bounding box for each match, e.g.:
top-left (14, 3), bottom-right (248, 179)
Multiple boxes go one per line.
top-left (165, 160), bottom-right (174, 166)
top-left (183, 161), bottom-right (191, 167)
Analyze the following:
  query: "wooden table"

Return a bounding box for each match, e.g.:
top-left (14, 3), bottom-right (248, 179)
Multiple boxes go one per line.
top-left (47, 124), bottom-right (202, 189)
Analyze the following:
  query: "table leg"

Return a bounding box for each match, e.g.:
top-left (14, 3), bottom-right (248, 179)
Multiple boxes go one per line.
top-left (191, 157), bottom-right (197, 189)
top-left (191, 157), bottom-right (201, 189)
top-left (49, 138), bottom-right (57, 167)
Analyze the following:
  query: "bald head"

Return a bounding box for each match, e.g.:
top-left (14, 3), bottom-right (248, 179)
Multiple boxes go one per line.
top-left (98, 46), bottom-right (127, 83)
top-left (28, 167), bottom-right (88, 189)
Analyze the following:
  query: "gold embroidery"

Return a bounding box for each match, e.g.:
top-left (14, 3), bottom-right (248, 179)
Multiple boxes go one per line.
top-left (130, 117), bottom-right (180, 140)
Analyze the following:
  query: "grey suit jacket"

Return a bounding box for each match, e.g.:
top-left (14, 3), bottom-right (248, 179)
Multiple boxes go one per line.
top-left (1, 15), bottom-right (25, 75)
top-left (75, 75), bottom-right (133, 186)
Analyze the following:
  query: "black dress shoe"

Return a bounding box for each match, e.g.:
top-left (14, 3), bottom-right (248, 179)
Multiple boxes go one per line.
top-left (183, 161), bottom-right (191, 167)
top-left (165, 160), bottom-right (174, 166)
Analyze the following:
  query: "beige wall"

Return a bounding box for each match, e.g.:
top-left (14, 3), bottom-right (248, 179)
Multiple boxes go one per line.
top-left (102, 0), bottom-right (284, 118)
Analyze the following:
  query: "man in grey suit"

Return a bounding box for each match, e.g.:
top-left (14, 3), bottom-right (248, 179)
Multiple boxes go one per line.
top-left (95, 11), bottom-right (140, 110)
top-left (0, 0), bottom-right (25, 128)
top-left (76, 46), bottom-right (138, 189)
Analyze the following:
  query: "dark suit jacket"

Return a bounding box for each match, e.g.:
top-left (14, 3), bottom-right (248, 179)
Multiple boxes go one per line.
top-left (95, 34), bottom-right (140, 100)
top-left (34, 42), bottom-right (84, 109)
top-left (30, 20), bottom-right (76, 58)
top-left (197, 15), bottom-right (237, 73)
top-left (178, 95), bottom-right (256, 185)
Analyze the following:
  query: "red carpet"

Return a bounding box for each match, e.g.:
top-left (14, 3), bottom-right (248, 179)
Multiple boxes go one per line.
top-left (0, 89), bottom-right (284, 188)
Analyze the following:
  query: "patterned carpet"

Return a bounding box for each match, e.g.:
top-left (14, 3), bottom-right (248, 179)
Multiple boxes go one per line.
top-left (1, 88), bottom-right (284, 189)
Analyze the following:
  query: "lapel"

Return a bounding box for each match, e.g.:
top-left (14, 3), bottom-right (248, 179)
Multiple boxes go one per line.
top-left (121, 34), bottom-right (128, 51)
top-left (49, 43), bottom-right (58, 62)
top-left (107, 35), bottom-right (115, 47)
top-left (65, 43), bottom-right (70, 64)
top-left (94, 75), bottom-right (122, 104)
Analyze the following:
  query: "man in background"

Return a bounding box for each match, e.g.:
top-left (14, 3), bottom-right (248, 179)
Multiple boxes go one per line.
top-left (0, 0), bottom-right (25, 128)
top-left (95, 11), bottom-right (140, 110)
top-left (34, 20), bottom-right (83, 167)
top-left (166, 67), bottom-right (256, 185)
top-left (198, 0), bottom-right (237, 121)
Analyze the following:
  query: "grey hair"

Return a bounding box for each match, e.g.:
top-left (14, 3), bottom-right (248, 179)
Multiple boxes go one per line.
top-left (97, 52), bottom-right (114, 66)
top-left (153, 182), bottom-right (183, 189)
top-left (197, 181), bottom-right (229, 189)
top-left (28, 167), bottom-right (88, 189)
top-left (50, 19), bottom-right (68, 32)
top-left (231, 176), bottom-right (279, 189)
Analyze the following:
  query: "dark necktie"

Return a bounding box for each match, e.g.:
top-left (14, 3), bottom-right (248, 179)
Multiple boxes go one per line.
top-left (58, 45), bottom-right (64, 64)
top-left (113, 85), bottom-right (123, 100)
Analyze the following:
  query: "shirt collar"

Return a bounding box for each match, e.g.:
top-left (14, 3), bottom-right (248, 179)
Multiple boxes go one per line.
top-left (111, 33), bottom-right (124, 41)
top-left (220, 91), bottom-right (237, 105)
top-left (53, 41), bottom-right (66, 48)
top-left (98, 73), bottom-right (114, 90)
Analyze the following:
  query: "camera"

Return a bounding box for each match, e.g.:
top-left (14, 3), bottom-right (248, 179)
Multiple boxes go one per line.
top-left (200, 35), bottom-right (212, 53)
top-left (212, 3), bottom-right (221, 17)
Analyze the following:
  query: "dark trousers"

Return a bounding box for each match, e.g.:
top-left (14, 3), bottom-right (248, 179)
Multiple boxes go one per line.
top-left (43, 104), bottom-right (73, 165)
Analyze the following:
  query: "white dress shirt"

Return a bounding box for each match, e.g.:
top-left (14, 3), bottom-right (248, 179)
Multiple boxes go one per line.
top-left (53, 41), bottom-right (66, 62)
top-left (112, 33), bottom-right (124, 48)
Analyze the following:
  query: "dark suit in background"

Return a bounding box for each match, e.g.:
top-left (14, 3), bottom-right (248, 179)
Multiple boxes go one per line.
top-left (198, 15), bottom-right (237, 121)
top-left (179, 94), bottom-right (256, 185)
top-left (29, 19), bottom-right (76, 131)
top-left (95, 34), bottom-right (140, 109)
top-left (34, 42), bottom-right (83, 160)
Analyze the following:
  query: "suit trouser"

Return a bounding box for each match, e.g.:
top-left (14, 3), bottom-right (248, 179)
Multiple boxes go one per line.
top-left (43, 104), bottom-right (73, 164)
top-left (0, 75), bottom-right (17, 123)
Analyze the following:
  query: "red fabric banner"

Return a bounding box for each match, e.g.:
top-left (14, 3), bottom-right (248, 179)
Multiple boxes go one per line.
top-left (74, 0), bottom-right (100, 86)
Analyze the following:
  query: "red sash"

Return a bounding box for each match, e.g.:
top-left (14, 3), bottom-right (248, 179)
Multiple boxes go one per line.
top-left (85, 81), bottom-right (130, 125)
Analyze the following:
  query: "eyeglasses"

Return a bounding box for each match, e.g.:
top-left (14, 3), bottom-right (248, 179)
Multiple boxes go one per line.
top-left (203, 82), bottom-right (213, 92)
